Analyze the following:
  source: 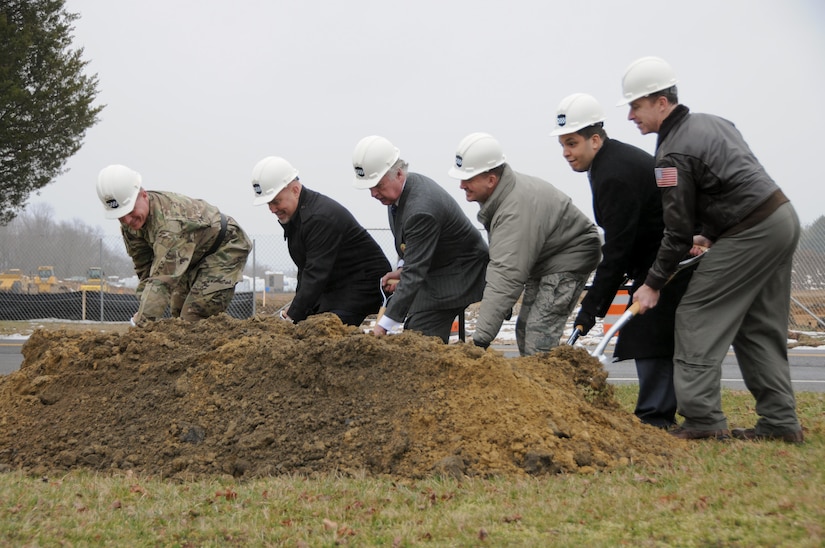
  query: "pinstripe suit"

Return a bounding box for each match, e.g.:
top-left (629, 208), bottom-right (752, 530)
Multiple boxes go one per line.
top-left (384, 173), bottom-right (488, 341)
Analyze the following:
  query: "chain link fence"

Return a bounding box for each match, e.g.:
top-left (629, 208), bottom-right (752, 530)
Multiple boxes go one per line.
top-left (0, 227), bottom-right (398, 324)
top-left (1, 220), bottom-right (824, 332)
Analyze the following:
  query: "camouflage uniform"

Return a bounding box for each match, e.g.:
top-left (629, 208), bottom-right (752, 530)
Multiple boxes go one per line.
top-left (121, 191), bottom-right (252, 324)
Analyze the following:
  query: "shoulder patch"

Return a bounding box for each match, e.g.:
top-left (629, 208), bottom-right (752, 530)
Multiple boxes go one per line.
top-left (655, 167), bottom-right (678, 187)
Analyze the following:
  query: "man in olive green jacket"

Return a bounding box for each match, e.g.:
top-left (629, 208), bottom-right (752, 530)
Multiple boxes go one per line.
top-left (448, 133), bottom-right (600, 355)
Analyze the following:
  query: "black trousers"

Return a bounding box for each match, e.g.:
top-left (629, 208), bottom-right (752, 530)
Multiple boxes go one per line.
top-left (634, 357), bottom-right (677, 428)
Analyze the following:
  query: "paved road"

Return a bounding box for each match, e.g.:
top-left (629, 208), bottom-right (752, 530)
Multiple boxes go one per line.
top-left (0, 339), bottom-right (25, 375)
top-left (594, 348), bottom-right (825, 392)
top-left (3, 337), bottom-right (825, 391)
top-left (492, 343), bottom-right (825, 392)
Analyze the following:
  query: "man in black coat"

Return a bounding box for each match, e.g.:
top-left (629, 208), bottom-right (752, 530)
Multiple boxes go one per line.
top-left (551, 93), bottom-right (694, 428)
top-left (251, 156), bottom-right (391, 326)
top-left (352, 135), bottom-right (488, 343)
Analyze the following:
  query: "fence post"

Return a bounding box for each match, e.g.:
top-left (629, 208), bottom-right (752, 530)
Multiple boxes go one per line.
top-left (98, 238), bottom-right (104, 322)
top-left (252, 239), bottom-right (257, 316)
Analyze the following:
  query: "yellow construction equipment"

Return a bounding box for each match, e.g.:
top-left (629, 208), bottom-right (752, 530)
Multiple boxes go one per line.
top-left (80, 266), bottom-right (107, 292)
top-left (29, 266), bottom-right (73, 293)
top-left (0, 269), bottom-right (28, 293)
top-left (79, 267), bottom-right (131, 294)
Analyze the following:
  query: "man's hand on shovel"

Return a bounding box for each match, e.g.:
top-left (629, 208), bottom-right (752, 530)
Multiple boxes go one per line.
top-left (633, 244), bottom-right (708, 314)
top-left (591, 247), bottom-right (709, 363)
top-left (374, 277), bottom-right (400, 336)
top-left (381, 269), bottom-right (402, 293)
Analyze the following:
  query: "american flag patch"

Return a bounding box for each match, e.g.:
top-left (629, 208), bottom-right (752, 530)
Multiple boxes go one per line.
top-left (655, 167), bottom-right (678, 187)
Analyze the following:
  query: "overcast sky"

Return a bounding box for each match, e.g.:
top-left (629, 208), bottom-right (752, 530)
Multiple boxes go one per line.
top-left (30, 0), bottom-right (825, 239)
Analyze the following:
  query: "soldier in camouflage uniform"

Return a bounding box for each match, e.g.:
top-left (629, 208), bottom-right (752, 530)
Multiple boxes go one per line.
top-left (96, 164), bottom-right (252, 325)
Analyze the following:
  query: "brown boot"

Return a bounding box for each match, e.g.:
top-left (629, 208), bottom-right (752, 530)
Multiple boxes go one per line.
top-left (731, 428), bottom-right (804, 444)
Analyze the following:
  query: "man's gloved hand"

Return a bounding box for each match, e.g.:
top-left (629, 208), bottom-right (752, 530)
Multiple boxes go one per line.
top-left (573, 309), bottom-right (597, 336)
top-left (472, 337), bottom-right (490, 349)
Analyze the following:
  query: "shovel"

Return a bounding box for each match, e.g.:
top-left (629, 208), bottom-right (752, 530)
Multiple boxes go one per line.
top-left (375, 278), bottom-right (399, 324)
top-left (589, 250), bottom-right (708, 364)
top-left (276, 300), bottom-right (292, 321)
top-left (590, 301), bottom-right (641, 364)
top-left (566, 326), bottom-right (584, 346)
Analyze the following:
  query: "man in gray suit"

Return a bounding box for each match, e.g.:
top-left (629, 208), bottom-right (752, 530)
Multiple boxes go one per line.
top-left (352, 135), bottom-right (488, 343)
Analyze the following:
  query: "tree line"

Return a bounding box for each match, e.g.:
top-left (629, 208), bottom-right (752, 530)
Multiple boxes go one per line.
top-left (0, 204), bottom-right (134, 280)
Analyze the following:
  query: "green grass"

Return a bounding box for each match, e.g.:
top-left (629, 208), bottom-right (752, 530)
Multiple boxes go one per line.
top-left (1, 387), bottom-right (823, 546)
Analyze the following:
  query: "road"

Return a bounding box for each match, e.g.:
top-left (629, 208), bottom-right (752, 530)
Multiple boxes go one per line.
top-left (0, 338), bottom-right (26, 375)
top-left (2, 337), bottom-right (825, 391)
top-left (491, 343), bottom-right (825, 392)
top-left (592, 348), bottom-right (825, 392)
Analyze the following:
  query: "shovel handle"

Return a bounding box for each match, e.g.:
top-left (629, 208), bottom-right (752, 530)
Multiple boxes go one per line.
top-left (566, 326), bottom-right (583, 346)
top-left (588, 249), bottom-right (706, 362)
top-left (376, 305), bottom-right (387, 323)
top-left (376, 278), bottom-right (400, 325)
top-left (591, 301), bottom-right (640, 361)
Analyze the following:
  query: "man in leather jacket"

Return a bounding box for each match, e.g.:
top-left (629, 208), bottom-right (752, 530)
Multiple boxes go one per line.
top-left (619, 56), bottom-right (803, 443)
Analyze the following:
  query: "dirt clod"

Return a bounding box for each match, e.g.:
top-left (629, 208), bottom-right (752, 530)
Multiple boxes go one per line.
top-left (0, 313), bottom-right (683, 480)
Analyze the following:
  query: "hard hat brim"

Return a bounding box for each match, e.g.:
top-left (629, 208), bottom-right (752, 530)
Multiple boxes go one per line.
top-left (447, 159), bottom-right (505, 181)
top-left (549, 127), bottom-right (576, 137)
top-left (103, 191), bottom-right (138, 220)
top-left (104, 200), bottom-right (136, 220)
top-left (252, 182), bottom-right (288, 206)
top-left (353, 177), bottom-right (380, 190)
top-left (447, 166), bottom-right (479, 180)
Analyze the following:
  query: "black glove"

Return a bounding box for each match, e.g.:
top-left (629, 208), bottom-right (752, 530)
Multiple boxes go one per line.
top-left (573, 309), bottom-right (597, 336)
top-left (472, 337), bottom-right (490, 349)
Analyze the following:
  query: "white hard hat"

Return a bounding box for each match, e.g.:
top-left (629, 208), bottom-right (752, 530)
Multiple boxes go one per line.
top-left (447, 132), bottom-right (506, 180)
top-left (251, 156), bottom-right (299, 206)
top-left (352, 135), bottom-right (400, 189)
top-left (617, 56), bottom-right (678, 106)
top-left (96, 164), bottom-right (142, 219)
top-left (550, 93), bottom-right (606, 136)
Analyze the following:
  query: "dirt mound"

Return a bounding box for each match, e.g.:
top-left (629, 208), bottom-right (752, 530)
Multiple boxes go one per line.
top-left (0, 314), bottom-right (683, 480)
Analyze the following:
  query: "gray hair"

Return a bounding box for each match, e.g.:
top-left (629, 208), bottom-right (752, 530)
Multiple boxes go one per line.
top-left (390, 158), bottom-right (408, 176)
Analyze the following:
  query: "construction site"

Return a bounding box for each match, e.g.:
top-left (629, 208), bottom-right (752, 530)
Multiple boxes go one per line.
top-left (0, 266), bottom-right (132, 295)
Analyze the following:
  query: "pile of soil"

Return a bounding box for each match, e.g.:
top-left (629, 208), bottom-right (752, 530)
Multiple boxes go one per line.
top-left (0, 314), bottom-right (683, 480)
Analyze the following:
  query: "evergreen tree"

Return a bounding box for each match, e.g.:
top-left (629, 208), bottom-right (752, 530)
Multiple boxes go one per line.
top-left (0, 0), bottom-right (103, 225)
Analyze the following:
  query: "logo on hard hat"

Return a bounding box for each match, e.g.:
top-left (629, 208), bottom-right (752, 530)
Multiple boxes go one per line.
top-left (455, 155), bottom-right (463, 168)
top-left (557, 114), bottom-right (567, 127)
top-left (253, 183), bottom-right (262, 195)
top-left (106, 198), bottom-right (120, 210)
top-left (354, 166), bottom-right (365, 178)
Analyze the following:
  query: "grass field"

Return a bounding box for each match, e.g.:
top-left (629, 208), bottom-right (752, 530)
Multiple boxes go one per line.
top-left (1, 386), bottom-right (822, 547)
